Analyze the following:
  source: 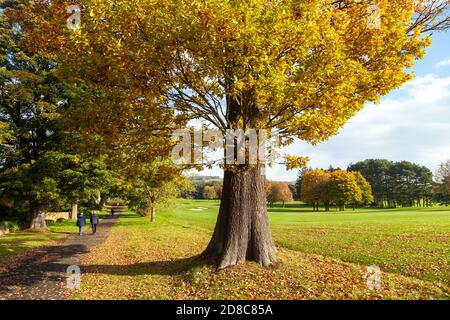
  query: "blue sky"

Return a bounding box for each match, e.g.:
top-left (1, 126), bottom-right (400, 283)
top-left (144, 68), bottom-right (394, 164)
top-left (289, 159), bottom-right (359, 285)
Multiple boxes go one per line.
top-left (198, 31), bottom-right (450, 181)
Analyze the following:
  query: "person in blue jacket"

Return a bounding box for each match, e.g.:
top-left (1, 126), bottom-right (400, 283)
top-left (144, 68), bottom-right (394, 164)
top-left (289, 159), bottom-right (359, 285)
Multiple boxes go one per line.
top-left (90, 212), bottom-right (100, 234)
top-left (76, 213), bottom-right (86, 235)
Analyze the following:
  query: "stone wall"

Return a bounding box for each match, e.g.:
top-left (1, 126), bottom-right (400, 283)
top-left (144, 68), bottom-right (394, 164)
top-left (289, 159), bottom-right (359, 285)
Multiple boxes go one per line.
top-left (0, 226), bottom-right (9, 236)
top-left (46, 211), bottom-right (71, 222)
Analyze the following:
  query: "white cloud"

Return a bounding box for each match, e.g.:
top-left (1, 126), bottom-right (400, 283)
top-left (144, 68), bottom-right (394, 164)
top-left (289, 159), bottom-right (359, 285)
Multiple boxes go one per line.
top-left (436, 58), bottom-right (450, 68)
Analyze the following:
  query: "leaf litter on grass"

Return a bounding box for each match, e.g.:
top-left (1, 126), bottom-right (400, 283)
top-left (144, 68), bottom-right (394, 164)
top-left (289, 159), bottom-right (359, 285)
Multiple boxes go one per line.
top-left (74, 214), bottom-right (450, 300)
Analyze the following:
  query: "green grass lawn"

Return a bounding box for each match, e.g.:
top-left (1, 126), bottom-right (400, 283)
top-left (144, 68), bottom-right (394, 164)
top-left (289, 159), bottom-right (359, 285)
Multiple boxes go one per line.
top-left (270, 204), bottom-right (450, 284)
top-left (159, 200), bottom-right (450, 283)
top-left (0, 219), bottom-right (80, 262)
top-left (76, 200), bottom-right (450, 300)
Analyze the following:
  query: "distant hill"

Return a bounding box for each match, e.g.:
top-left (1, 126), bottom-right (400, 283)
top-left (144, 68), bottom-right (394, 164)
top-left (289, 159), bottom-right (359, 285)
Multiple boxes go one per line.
top-left (186, 175), bottom-right (295, 184)
top-left (187, 175), bottom-right (223, 183)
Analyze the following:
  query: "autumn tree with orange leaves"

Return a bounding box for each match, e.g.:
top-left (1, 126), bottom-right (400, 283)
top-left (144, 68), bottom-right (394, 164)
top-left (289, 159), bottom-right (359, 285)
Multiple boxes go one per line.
top-left (301, 169), bottom-right (373, 211)
top-left (267, 181), bottom-right (293, 207)
top-left (11, 0), bottom-right (450, 269)
top-left (301, 169), bottom-right (331, 211)
top-left (328, 170), bottom-right (362, 211)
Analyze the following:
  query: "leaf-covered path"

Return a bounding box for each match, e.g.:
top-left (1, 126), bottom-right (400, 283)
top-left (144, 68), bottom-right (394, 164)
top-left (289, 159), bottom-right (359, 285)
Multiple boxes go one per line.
top-left (0, 216), bottom-right (118, 300)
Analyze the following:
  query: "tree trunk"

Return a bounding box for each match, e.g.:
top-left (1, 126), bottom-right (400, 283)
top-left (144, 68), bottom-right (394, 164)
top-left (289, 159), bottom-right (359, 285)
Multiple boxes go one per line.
top-left (99, 194), bottom-right (108, 208)
top-left (70, 198), bottom-right (78, 220)
top-left (138, 207), bottom-right (147, 217)
top-left (150, 207), bottom-right (156, 223)
top-left (202, 165), bottom-right (276, 270)
top-left (140, 207), bottom-right (156, 222)
top-left (29, 203), bottom-right (48, 231)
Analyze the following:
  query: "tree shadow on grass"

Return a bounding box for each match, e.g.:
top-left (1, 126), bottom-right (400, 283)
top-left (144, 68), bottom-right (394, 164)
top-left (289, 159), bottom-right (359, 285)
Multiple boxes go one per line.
top-left (0, 232), bottom-right (73, 261)
top-left (81, 255), bottom-right (213, 277)
top-left (0, 244), bottom-right (213, 297)
top-left (0, 217), bottom-right (121, 298)
top-left (0, 243), bottom-right (89, 296)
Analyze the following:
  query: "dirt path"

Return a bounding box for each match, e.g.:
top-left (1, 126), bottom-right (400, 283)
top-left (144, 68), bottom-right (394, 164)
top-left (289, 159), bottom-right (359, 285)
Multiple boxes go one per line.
top-left (0, 215), bottom-right (118, 300)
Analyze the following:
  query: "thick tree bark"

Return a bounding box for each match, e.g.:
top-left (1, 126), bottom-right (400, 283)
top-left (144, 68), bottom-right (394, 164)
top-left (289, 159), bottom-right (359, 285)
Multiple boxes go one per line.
top-left (150, 207), bottom-right (156, 223)
top-left (203, 165), bottom-right (277, 270)
top-left (70, 198), bottom-right (78, 220)
top-left (99, 194), bottom-right (108, 208)
top-left (29, 203), bottom-right (48, 231)
top-left (139, 207), bottom-right (156, 222)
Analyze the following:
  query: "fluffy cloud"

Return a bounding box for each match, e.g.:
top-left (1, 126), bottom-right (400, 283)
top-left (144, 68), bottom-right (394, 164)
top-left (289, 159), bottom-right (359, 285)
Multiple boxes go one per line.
top-left (437, 58), bottom-right (450, 68)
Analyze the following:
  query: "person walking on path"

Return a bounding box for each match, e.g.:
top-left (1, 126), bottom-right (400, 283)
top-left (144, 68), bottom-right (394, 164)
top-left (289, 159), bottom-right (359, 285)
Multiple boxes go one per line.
top-left (76, 213), bottom-right (86, 235)
top-left (110, 208), bottom-right (115, 217)
top-left (90, 212), bottom-right (100, 234)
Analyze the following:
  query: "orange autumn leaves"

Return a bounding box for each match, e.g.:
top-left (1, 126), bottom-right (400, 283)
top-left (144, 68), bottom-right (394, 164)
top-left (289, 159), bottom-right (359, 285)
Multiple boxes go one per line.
top-left (12, 0), bottom-right (435, 144)
top-left (301, 169), bottom-right (373, 211)
top-left (285, 155), bottom-right (310, 171)
top-left (267, 181), bottom-right (294, 207)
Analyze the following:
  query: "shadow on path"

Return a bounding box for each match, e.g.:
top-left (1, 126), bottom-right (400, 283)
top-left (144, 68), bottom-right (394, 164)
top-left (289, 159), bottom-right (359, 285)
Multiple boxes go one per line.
top-left (0, 216), bottom-right (118, 300)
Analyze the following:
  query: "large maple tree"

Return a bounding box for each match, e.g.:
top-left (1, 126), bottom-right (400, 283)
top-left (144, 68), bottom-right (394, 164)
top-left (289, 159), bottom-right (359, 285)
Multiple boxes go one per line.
top-left (11, 0), bottom-right (450, 268)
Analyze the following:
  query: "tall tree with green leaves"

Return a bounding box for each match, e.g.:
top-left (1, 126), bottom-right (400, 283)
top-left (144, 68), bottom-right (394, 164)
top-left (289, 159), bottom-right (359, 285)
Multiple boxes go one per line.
top-left (0, 1), bottom-right (71, 229)
top-left (348, 159), bottom-right (392, 207)
top-left (0, 121), bottom-right (12, 144)
top-left (328, 170), bottom-right (362, 211)
top-left (123, 158), bottom-right (185, 223)
top-left (349, 159), bottom-right (434, 208)
top-left (58, 155), bottom-right (116, 219)
top-left (300, 169), bottom-right (331, 211)
top-left (16, 0), bottom-right (450, 267)
top-left (0, 1), bottom-right (116, 228)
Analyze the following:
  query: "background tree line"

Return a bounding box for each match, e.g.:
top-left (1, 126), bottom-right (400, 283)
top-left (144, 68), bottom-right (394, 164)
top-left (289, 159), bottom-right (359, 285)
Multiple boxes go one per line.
top-left (180, 178), bottom-right (296, 207)
top-left (296, 159), bottom-right (450, 210)
top-left (181, 157), bottom-right (450, 212)
top-left (348, 159), bottom-right (437, 208)
top-left (181, 178), bottom-right (223, 200)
